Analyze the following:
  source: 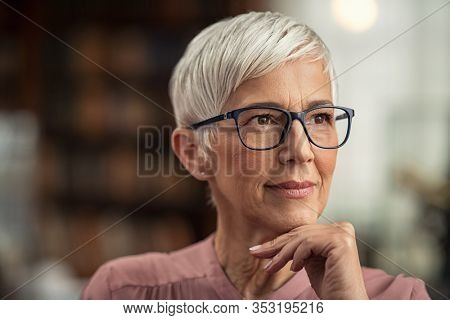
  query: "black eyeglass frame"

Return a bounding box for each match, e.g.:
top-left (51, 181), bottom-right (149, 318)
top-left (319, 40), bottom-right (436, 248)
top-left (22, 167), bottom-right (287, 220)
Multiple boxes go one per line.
top-left (189, 104), bottom-right (355, 151)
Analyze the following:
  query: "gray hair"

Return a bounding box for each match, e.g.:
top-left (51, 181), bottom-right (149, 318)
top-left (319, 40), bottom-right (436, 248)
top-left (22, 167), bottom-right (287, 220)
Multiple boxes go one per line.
top-left (169, 11), bottom-right (336, 131)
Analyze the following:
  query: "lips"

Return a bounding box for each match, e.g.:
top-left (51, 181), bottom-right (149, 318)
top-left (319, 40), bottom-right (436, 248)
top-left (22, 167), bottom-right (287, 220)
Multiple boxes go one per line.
top-left (267, 180), bottom-right (316, 189)
top-left (265, 180), bottom-right (316, 199)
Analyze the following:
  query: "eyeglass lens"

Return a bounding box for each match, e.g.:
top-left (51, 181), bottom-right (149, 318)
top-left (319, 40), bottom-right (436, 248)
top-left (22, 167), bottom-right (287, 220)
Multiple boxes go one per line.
top-left (236, 107), bottom-right (349, 149)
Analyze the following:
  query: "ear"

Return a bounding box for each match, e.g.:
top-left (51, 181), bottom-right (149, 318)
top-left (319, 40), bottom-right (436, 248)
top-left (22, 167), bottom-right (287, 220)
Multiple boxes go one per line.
top-left (171, 127), bottom-right (212, 181)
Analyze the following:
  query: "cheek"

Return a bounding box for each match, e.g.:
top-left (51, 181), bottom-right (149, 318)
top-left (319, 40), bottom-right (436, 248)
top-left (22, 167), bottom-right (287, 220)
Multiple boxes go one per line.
top-left (213, 128), bottom-right (282, 180)
top-left (228, 151), bottom-right (269, 206)
top-left (214, 134), bottom-right (263, 186)
top-left (313, 149), bottom-right (337, 186)
top-left (216, 131), bottom-right (273, 178)
top-left (231, 149), bottom-right (273, 177)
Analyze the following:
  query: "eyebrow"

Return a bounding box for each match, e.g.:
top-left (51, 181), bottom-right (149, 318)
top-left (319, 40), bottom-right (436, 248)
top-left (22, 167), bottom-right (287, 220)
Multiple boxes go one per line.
top-left (243, 99), bottom-right (333, 111)
top-left (304, 99), bottom-right (334, 110)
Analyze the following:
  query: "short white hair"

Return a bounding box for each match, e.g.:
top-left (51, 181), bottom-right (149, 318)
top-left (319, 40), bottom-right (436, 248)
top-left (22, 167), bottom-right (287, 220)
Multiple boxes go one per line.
top-left (169, 11), bottom-right (336, 207)
top-left (169, 11), bottom-right (336, 131)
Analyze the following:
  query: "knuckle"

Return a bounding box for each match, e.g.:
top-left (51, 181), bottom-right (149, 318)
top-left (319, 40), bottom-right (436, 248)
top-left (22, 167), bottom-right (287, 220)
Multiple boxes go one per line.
top-left (303, 236), bottom-right (313, 247)
top-left (339, 221), bottom-right (355, 233)
top-left (337, 232), bottom-right (355, 249)
top-left (287, 230), bottom-right (298, 238)
top-left (290, 226), bottom-right (303, 233)
top-left (342, 221), bottom-right (355, 230)
top-left (269, 238), bottom-right (277, 247)
top-left (342, 235), bottom-right (355, 247)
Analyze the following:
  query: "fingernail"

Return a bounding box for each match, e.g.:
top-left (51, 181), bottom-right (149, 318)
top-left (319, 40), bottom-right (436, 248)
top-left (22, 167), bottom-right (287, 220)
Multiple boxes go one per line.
top-left (249, 245), bottom-right (261, 251)
top-left (263, 260), bottom-right (272, 270)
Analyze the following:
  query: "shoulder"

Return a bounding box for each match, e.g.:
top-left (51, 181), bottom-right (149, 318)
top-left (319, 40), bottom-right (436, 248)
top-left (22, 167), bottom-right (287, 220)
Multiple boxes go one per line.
top-left (80, 235), bottom-right (213, 299)
top-left (362, 267), bottom-right (430, 299)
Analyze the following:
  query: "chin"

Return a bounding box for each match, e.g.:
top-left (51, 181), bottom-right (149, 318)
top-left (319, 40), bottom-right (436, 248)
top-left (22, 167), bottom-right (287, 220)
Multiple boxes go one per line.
top-left (286, 209), bottom-right (319, 226)
top-left (255, 206), bottom-right (320, 234)
top-left (267, 196), bottom-right (322, 216)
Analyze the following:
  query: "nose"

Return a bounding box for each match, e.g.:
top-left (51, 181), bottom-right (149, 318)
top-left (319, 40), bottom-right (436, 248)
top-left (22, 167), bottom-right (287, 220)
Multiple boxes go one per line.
top-left (278, 119), bottom-right (315, 164)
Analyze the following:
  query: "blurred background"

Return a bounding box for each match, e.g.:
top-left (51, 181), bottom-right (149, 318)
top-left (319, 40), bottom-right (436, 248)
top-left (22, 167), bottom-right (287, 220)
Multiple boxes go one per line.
top-left (0, 0), bottom-right (448, 299)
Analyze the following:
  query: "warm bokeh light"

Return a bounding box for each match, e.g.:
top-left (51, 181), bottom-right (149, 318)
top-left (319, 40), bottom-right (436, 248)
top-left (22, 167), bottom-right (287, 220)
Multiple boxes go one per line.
top-left (332, 0), bottom-right (379, 32)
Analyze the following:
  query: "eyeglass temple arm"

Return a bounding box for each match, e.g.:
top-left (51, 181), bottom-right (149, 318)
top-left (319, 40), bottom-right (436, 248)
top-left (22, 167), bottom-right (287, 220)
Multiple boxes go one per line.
top-left (335, 109), bottom-right (354, 121)
top-left (189, 112), bottom-right (231, 129)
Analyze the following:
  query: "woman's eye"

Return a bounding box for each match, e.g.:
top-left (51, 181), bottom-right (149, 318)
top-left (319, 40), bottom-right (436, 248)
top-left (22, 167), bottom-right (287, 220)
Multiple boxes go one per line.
top-left (314, 114), bottom-right (325, 124)
top-left (312, 113), bottom-right (331, 125)
top-left (257, 115), bottom-right (272, 125)
top-left (246, 114), bottom-right (276, 126)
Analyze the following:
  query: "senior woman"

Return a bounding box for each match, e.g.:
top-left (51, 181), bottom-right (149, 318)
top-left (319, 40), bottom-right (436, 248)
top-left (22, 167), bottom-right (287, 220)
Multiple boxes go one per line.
top-left (82, 11), bottom-right (430, 300)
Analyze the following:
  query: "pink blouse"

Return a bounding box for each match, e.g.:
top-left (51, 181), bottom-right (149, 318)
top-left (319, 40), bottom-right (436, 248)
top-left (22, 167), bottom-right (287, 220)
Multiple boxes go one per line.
top-left (81, 233), bottom-right (430, 299)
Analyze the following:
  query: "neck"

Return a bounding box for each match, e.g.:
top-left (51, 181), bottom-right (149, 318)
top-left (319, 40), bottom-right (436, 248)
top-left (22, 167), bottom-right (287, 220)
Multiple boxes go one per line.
top-left (214, 211), bottom-right (295, 299)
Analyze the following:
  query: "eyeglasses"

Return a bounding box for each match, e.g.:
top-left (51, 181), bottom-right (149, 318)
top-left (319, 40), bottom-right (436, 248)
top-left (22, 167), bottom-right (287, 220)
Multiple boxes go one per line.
top-left (189, 103), bottom-right (355, 150)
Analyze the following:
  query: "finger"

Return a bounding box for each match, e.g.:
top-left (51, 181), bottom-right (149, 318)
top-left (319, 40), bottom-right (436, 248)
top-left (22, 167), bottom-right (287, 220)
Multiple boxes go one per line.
top-left (263, 237), bottom-right (302, 273)
top-left (249, 224), bottom-right (326, 258)
top-left (248, 233), bottom-right (294, 258)
top-left (249, 245), bottom-right (280, 259)
top-left (336, 222), bottom-right (356, 237)
top-left (290, 231), bottom-right (337, 272)
top-left (290, 231), bottom-right (347, 272)
top-left (291, 242), bottom-right (311, 272)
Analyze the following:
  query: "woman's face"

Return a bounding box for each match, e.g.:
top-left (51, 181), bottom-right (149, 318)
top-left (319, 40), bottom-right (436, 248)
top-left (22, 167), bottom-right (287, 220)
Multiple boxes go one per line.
top-left (208, 58), bottom-right (337, 233)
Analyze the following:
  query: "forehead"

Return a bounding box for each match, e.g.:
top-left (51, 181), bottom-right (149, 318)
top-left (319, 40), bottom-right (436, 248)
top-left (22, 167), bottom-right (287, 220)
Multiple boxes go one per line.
top-left (224, 58), bottom-right (332, 112)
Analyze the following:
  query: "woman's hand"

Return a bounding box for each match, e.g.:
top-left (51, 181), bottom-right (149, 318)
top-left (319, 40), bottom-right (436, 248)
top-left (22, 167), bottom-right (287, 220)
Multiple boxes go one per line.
top-left (249, 222), bottom-right (368, 299)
